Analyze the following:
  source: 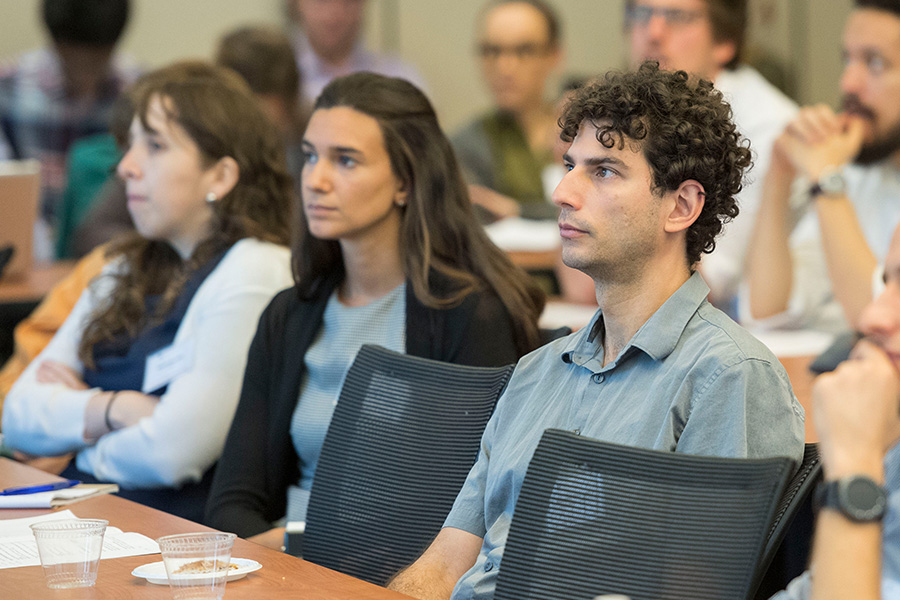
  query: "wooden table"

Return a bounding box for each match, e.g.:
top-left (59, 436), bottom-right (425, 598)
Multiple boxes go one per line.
top-left (0, 261), bottom-right (75, 304)
top-left (0, 459), bottom-right (411, 599)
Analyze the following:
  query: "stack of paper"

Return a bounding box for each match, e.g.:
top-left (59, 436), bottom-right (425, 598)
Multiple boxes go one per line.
top-left (0, 510), bottom-right (160, 569)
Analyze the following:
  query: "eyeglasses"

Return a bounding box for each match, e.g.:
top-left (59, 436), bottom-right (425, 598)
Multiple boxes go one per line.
top-left (478, 42), bottom-right (552, 61)
top-left (625, 4), bottom-right (706, 27)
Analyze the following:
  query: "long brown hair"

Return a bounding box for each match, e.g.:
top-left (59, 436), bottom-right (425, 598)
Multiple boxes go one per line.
top-left (79, 61), bottom-right (293, 366)
top-left (293, 72), bottom-right (545, 355)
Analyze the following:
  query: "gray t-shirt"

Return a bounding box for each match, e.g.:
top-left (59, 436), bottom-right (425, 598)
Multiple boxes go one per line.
top-left (286, 284), bottom-right (406, 522)
top-left (444, 272), bottom-right (806, 600)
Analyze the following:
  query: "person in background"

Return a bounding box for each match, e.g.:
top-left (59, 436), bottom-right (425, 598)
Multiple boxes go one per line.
top-left (288, 0), bottom-right (426, 104)
top-left (1, 61), bottom-right (294, 523)
top-left (0, 0), bottom-right (139, 259)
top-left (452, 0), bottom-right (564, 221)
top-left (387, 63), bottom-right (804, 600)
top-left (747, 0), bottom-right (900, 333)
top-left (205, 72), bottom-right (545, 549)
top-left (215, 24), bottom-right (310, 180)
top-left (68, 24), bottom-right (312, 261)
top-left (624, 0), bottom-right (797, 312)
top-left (0, 24), bottom-right (316, 418)
top-left (770, 225), bottom-right (900, 599)
top-left (55, 93), bottom-right (135, 259)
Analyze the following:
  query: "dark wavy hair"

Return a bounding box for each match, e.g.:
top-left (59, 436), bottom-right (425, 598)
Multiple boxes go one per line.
top-left (559, 62), bottom-right (751, 267)
top-left (294, 72), bottom-right (545, 355)
top-left (79, 61), bottom-right (293, 366)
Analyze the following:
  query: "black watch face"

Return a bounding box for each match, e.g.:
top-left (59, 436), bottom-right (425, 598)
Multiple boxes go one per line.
top-left (843, 477), bottom-right (887, 520)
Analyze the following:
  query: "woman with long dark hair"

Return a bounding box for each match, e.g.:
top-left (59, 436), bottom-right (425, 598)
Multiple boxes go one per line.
top-left (2, 61), bottom-right (294, 521)
top-left (206, 72), bottom-right (545, 547)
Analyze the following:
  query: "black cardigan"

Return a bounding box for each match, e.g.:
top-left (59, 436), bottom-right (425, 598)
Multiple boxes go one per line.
top-left (204, 278), bottom-right (522, 537)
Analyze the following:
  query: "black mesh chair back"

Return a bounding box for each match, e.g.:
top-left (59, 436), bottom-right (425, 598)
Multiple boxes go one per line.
top-left (751, 443), bottom-right (822, 598)
top-left (494, 429), bottom-right (795, 600)
top-left (302, 344), bottom-right (515, 585)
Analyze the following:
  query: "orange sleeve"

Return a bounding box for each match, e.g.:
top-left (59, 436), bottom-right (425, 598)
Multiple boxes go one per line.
top-left (0, 246), bottom-right (109, 405)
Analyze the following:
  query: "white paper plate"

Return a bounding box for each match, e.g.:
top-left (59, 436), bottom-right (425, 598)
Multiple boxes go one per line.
top-left (131, 557), bottom-right (262, 585)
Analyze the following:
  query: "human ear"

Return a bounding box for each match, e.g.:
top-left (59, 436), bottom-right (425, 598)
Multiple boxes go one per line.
top-left (664, 179), bottom-right (705, 233)
top-left (207, 156), bottom-right (240, 200)
top-left (712, 40), bottom-right (737, 71)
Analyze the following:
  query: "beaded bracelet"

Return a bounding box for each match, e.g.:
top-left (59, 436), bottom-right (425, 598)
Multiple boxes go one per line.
top-left (104, 392), bottom-right (120, 432)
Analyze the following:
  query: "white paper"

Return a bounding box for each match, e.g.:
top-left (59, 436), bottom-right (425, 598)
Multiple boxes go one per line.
top-left (0, 510), bottom-right (160, 569)
top-left (749, 328), bottom-right (836, 358)
top-left (484, 217), bottom-right (561, 252)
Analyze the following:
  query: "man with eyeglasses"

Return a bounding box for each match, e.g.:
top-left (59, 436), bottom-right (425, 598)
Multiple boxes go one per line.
top-left (451, 0), bottom-right (563, 220)
top-left (626, 0), bottom-right (797, 316)
top-left (747, 0), bottom-right (900, 335)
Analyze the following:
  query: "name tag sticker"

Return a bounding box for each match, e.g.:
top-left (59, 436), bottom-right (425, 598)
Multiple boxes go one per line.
top-left (143, 341), bottom-right (194, 394)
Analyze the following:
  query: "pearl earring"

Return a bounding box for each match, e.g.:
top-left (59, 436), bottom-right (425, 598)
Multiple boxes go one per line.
top-left (205, 192), bottom-right (218, 204)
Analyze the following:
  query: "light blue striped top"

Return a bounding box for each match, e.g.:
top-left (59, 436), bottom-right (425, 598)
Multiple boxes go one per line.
top-left (286, 284), bottom-right (406, 523)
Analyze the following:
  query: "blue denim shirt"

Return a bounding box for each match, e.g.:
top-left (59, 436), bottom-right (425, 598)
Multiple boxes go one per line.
top-left (771, 443), bottom-right (900, 600)
top-left (444, 272), bottom-right (806, 600)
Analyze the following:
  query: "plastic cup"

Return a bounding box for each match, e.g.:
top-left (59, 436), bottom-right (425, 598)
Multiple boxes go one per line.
top-left (30, 519), bottom-right (108, 588)
top-left (157, 532), bottom-right (237, 600)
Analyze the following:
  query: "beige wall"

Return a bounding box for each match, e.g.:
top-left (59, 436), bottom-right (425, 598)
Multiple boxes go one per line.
top-left (0, 0), bottom-right (285, 67)
top-left (0, 0), bottom-right (855, 133)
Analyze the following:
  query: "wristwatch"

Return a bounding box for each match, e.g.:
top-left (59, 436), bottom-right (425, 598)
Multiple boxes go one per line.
top-left (815, 475), bottom-right (888, 523)
top-left (808, 165), bottom-right (847, 198)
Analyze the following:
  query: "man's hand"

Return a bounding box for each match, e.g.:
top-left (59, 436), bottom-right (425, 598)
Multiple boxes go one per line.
top-left (36, 360), bottom-right (89, 390)
top-left (775, 104), bottom-right (867, 181)
top-left (813, 340), bottom-right (900, 480)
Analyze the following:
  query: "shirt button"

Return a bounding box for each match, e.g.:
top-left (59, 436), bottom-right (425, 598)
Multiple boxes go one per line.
top-left (573, 428), bottom-right (581, 435)
top-left (484, 560), bottom-right (493, 572)
top-left (591, 373), bottom-right (605, 384)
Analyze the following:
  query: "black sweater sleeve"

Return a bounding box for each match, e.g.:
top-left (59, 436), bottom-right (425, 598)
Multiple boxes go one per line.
top-left (204, 291), bottom-right (291, 538)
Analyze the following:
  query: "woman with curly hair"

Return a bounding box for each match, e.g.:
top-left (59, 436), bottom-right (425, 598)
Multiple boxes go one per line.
top-left (205, 72), bottom-right (545, 547)
top-left (2, 61), bottom-right (294, 521)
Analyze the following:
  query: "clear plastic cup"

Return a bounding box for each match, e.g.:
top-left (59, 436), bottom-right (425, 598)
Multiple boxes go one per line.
top-left (157, 532), bottom-right (237, 600)
top-left (30, 519), bottom-right (108, 588)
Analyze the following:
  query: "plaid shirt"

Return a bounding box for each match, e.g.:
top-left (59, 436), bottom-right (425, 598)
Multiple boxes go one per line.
top-left (0, 48), bottom-right (140, 222)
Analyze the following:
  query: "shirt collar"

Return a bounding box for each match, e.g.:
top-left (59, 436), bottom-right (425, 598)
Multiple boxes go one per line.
top-left (560, 271), bottom-right (710, 368)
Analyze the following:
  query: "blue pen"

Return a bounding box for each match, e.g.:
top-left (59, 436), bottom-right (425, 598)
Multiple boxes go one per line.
top-left (1, 480), bottom-right (80, 496)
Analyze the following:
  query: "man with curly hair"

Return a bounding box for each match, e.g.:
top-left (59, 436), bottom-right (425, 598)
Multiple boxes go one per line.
top-left (388, 63), bottom-right (805, 600)
top-left (625, 0), bottom-right (797, 314)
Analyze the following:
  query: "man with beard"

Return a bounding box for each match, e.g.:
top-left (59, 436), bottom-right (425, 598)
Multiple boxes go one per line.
top-left (387, 63), bottom-right (805, 600)
top-left (746, 0), bottom-right (900, 332)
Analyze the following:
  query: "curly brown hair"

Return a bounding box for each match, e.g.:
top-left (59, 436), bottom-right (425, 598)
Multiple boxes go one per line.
top-left (78, 61), bottom-right (293, 367)
top-left (559, 62), bottom-right (751, 267)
